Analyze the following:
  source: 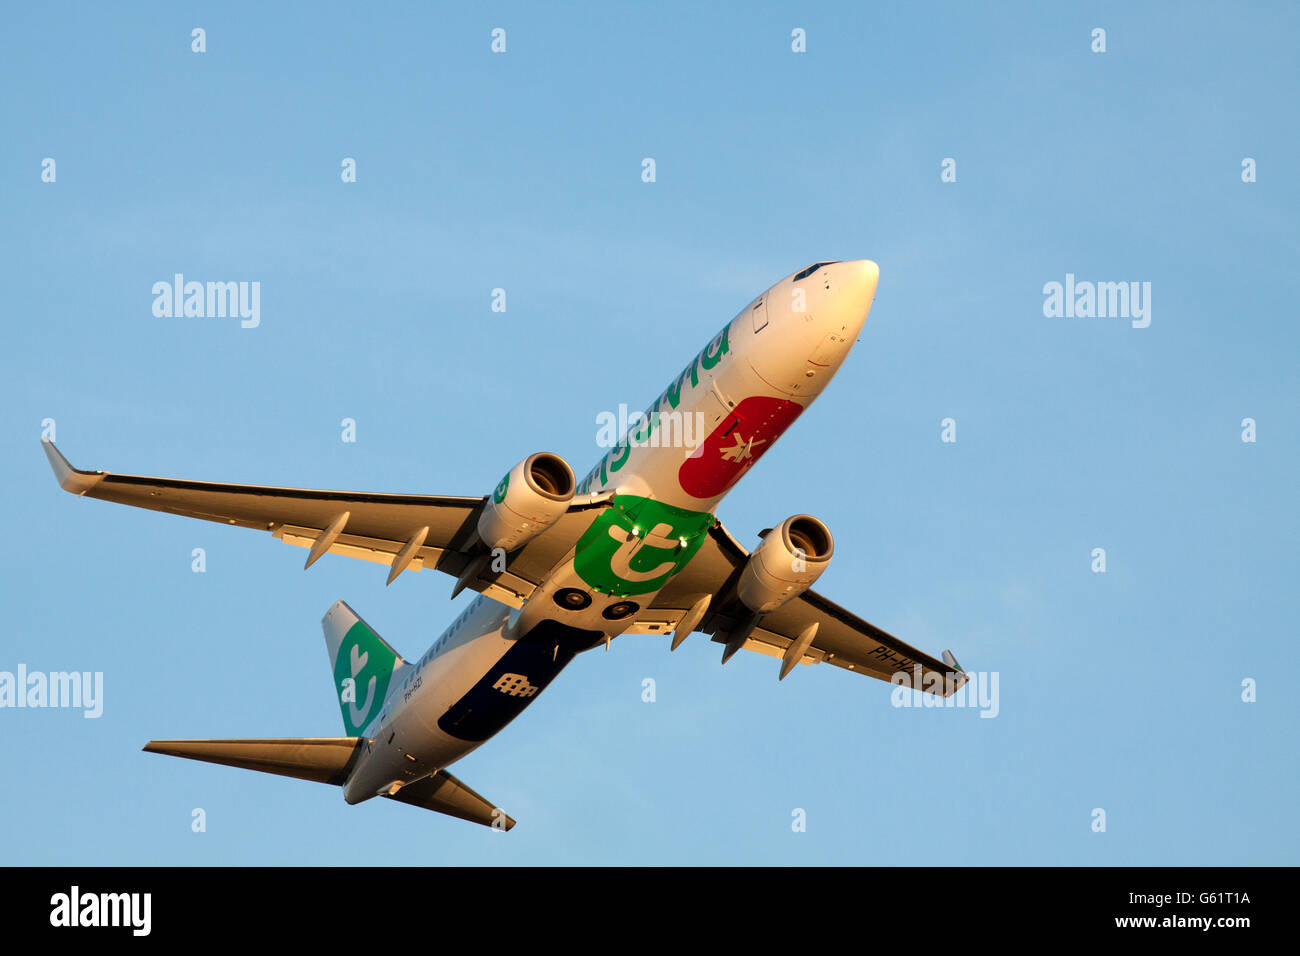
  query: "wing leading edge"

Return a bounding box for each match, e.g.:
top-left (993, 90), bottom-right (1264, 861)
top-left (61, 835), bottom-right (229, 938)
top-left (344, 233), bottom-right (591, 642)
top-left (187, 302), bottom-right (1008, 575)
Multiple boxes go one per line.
top-left (638, 521), bottom-right (969, 696)
top-left (41, 440), bottom-right (608, 608)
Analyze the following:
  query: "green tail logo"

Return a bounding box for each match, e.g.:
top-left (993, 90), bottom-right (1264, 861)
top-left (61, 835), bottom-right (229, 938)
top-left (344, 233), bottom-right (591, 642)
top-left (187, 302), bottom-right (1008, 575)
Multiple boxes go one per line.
top-left (334, 619), bottom-right (398, 735)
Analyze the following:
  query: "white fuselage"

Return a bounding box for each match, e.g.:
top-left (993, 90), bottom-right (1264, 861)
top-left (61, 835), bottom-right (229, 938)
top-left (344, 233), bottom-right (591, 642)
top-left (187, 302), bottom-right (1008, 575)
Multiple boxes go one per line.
top-left (344, 260), bottom-right (879, 803)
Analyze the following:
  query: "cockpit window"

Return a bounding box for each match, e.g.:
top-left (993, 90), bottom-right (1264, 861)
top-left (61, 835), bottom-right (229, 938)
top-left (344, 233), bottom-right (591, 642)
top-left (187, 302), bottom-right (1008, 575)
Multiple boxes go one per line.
top-left (794, 261), bottom-right (838, 281)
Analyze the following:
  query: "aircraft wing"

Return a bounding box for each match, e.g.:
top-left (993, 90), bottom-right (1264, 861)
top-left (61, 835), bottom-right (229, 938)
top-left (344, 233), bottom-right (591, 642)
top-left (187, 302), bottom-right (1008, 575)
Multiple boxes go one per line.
top-left (42, 440), bottom-right (608, 607)
top-left (631, 520), bottom-right (968, 696)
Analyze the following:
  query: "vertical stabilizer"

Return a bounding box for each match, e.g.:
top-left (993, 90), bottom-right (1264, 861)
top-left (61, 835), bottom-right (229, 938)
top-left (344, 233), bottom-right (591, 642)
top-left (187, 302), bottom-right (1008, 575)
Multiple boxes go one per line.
top-left (322, 600), bottom-right (407, 736)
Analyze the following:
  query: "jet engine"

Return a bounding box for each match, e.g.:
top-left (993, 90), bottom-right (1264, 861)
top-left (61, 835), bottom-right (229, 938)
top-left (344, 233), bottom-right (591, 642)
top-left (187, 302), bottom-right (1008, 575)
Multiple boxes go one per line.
top-left (476, 453), bottom-right (575, 552)
top-left (737, 514), bottom-right (834, 613)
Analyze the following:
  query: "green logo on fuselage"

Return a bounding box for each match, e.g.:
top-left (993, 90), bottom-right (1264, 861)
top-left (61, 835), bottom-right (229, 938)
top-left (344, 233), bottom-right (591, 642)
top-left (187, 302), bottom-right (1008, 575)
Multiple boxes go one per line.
top-left (573, 494), bottom-right (713, 596)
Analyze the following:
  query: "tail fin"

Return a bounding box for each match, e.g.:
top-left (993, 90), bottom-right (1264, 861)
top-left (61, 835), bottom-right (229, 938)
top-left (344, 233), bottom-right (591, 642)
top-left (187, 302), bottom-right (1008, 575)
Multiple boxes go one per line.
top-left (322, 600), bottom-right (407, 736)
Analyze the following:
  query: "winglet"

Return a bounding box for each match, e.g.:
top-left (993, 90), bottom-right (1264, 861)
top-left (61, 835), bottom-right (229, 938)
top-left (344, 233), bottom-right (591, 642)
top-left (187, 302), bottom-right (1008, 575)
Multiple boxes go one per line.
top-left (942, 650), bottom-right (970, 695)
top-left (41, 440), bottom-right (105, 495)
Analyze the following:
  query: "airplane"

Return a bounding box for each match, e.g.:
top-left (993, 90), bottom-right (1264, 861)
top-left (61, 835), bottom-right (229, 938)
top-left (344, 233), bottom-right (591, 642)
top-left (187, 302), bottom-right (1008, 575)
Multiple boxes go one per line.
top-left (42, 258), bottom-right (968, 830)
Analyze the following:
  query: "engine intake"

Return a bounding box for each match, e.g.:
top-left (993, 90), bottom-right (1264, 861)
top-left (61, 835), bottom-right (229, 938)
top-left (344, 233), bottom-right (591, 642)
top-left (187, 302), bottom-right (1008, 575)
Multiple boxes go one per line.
top-left (737, 514), bottom-right (833, 613)
top-left (476, 452), bottom-right (575, 552)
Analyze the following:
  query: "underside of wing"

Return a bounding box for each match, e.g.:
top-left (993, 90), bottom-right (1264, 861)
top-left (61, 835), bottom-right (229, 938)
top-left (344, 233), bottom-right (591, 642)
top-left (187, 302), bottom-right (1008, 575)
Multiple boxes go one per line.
top-left (640, 520), bottom-right (968, 695)
top-left (42, 440), bottom-right (608, 607)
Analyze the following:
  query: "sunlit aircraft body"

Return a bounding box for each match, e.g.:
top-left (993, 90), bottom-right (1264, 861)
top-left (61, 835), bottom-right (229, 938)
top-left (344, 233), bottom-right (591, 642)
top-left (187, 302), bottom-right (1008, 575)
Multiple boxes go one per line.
top-left (44, 259), bottom-right (966, 829)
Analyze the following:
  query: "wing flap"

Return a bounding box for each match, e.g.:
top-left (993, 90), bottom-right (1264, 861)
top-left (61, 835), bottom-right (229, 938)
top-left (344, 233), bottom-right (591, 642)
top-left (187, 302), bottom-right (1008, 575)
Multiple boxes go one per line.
top-left (274, 525), bottom-right (441, 571)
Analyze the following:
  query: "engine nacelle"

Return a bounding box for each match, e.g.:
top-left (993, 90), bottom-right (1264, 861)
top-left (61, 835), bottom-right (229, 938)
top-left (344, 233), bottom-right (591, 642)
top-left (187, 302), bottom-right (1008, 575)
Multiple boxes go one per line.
top-left (476, 452), bottom-right (575, 552)
top-left (737, 515), bottom-right (834, 613)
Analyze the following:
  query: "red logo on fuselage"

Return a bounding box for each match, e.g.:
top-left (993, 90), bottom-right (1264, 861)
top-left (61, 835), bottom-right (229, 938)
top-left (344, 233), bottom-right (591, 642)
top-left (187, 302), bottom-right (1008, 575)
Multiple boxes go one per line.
top-left (677, 395), bottom-right (803, 499)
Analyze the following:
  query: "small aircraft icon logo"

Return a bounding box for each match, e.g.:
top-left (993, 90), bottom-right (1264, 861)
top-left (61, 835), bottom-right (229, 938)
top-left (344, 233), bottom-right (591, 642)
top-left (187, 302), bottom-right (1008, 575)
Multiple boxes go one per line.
top-left (719, 433), bottom-right (765, 463)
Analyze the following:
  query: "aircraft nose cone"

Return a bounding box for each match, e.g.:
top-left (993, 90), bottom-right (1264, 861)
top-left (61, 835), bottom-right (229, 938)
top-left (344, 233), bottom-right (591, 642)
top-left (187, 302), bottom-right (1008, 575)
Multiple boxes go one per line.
top-left (821, 259), bottom-right (878, 340)
top-left (841, 259), bottom-right (879, 317)
top-left (736, 259), bottom-right (880, 398)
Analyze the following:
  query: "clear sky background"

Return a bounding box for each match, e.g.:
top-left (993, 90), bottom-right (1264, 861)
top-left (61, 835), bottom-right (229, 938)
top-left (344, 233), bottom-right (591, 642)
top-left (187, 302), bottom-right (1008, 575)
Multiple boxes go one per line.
top-left (2, 2), bottom-right (1296, 865)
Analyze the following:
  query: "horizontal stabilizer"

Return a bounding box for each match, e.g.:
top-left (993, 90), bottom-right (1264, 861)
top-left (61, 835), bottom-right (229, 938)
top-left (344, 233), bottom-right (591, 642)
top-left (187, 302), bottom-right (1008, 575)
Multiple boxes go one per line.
top-left (143, 737), bottom-right (365, 786)
top-left (145, 738), bottom-right (516, 828)
top-left (386, 770), bottom-right (516, 830)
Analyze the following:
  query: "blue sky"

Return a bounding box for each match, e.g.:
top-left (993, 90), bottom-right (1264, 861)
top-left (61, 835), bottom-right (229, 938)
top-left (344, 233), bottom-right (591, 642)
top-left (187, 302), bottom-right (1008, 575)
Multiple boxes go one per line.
top-left (2, 1), bottom-right (1296, 864)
